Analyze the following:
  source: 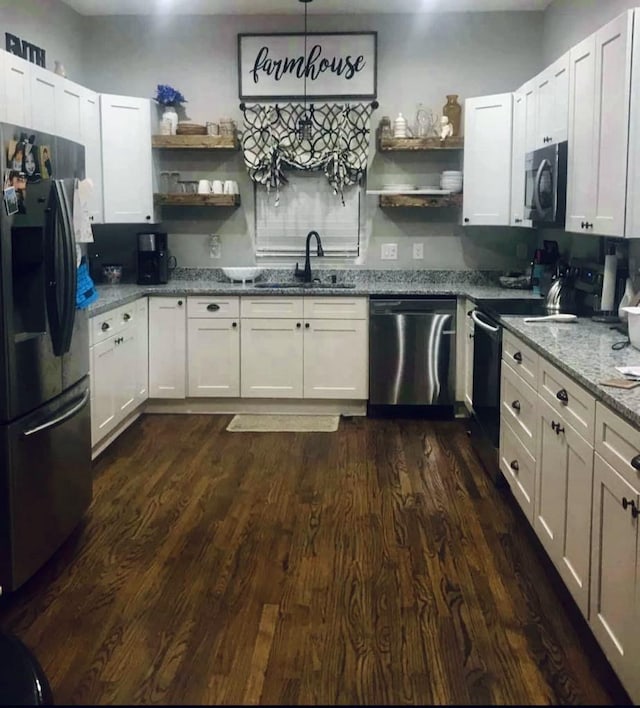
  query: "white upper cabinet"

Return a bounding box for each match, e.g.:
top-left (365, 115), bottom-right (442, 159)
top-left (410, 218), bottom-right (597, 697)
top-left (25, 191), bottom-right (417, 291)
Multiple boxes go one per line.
top-left (511, 85), bottom-right (533, 227)
top-left (1, 51), bottom-right (32, 128)
top-left (463, 93), bottom-right (513, 227)
top-left (100, 93), bottom-right (154, 224)
top-left (625, 10), bottom-right (640, 238)
top-left (535, 52), bottom-right (569, 147)
top-left (56, 78), bottom-right (83, 143)
top-left (566, 10), bottom-right (632, 237)
top-left (29, 63), bottom-right (57, 135)
top-left (80, 89), bottom-right (103, 223)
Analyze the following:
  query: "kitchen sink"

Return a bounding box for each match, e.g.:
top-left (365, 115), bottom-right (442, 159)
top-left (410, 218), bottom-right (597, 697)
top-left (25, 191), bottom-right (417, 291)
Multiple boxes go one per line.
top-left (254, 282), bottom-right (356, 289)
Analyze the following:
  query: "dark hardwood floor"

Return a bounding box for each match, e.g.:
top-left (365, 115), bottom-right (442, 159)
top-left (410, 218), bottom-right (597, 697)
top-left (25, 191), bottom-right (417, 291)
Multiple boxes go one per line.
top-left (0, 414), bottom-right (631, 705)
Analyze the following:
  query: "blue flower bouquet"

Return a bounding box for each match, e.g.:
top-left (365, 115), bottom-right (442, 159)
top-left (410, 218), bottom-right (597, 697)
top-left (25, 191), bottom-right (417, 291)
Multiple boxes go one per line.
top-left (153, 84), bottom-right (187, 107)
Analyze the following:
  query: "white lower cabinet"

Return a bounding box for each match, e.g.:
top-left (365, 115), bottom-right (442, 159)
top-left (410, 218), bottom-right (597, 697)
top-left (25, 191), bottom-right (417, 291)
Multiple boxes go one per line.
top-left (500, 420), bottom-right (536, 522)
top-left (535, 396), bottom-right (593, 617)
top-left (135, 297), bottom-right (148, 404)
top-left (303, 319), bottom-right (368, 399)
top-left (239, 296), bottom-right (368, 400)
top-left (590, 404), bottom-right (640, 701)
top-left (187, 296), bottom-right (240, 397)
top-left (89, 298), bottom-right (147, 448)
top-left (241, 318), bottom-right (304, 398)
top-left (148, 297), bottom-right (186, 398)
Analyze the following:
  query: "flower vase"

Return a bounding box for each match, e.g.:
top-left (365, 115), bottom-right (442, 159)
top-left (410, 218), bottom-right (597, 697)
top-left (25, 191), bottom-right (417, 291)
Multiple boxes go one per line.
top-left (162, 106), bottom-right (178, 136)
top-left (442, 95), bottom-right (462, 137)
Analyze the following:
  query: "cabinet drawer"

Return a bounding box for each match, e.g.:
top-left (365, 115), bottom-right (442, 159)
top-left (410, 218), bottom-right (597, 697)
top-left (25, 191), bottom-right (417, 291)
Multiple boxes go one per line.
top-left (502, 329), bottom-right (539, 388)
top-left (538, 358), bottom-right (595, 443)
top-left (241, 296), bottom-right (303, 319)
top-left (501, 361), bottom-right (538, 458)
top-left (303, 296), bottom-right (367, 320)
top-left (500, 420), bottom-right (536, 523)
top-left (595, 402), bottom-right (640, 489)
top-left (90, 308), bottom-right (120, 346)
top-left (187, 296), bottom-right (240, 319)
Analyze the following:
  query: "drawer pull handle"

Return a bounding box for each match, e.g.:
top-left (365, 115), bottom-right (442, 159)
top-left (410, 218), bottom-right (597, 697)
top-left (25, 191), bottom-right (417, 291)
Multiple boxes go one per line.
top-left (101, 322), bottom-right (110, 332)
top-left (551, 421), bottom-right (565, 435)
top-left (207, 303), bottom-right (220, 312)
top-left (622, 497), bottom-right (639, 518)
top-left (123, 313), bottom-right (131, 321)
top-left (630, 455), bottom-right (640, 471)
top-left (513, 351), bottom-right (523, 363)
top-left (510, 460), bottom-right (519, 472)
top-left (556, 388), bottom-right (569, 404)
top-left (511, 400), bottom-right (521, 412)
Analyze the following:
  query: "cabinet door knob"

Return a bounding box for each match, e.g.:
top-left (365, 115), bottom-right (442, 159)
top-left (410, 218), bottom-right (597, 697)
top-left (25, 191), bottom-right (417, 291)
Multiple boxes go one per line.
top-left (630, 454), bottom-right (640, 471)
top-left (145, 215), bottom-right (151, 220)
top-left (123, 313), bottom-right (131, 321)
top-left (101, 322), bottom-right (110, 331)
top-left (510, 460), bottom-right (519, 471)
top-left (207, 303), bottom-right (220, 312)
top-left (305, 323), bottom-right (310, 329)
top-left (511, 400), bottom-right (521, 412)
top-left (622, 497), bottom-right (638, 517)
top-left (556, 388), bottom-right (569, 404)
top-left (513, 351), bottom-right (523, 363)
top-left (232, 322), bottom-right (237, 328)
top-left (177, 300), bottom-right (183, 306)
top-left (296, 322), bottom-right (301, 329)
top-left (464, 217), bottom-right (470, 224)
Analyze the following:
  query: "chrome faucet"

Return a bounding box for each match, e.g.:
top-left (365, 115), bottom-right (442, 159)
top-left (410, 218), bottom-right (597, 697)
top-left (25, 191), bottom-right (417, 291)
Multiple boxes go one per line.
top-left (294, 230), bottom-right (324, 283)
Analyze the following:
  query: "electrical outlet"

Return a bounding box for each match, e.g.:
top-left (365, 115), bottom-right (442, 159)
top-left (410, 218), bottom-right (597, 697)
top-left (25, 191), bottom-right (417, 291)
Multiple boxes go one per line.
top-left (209, 234), bottom-right (221, 259)
top-left (413, 243), bottom-right (424, 260)
top-left (381, 243), bottom-right (398, 260)
top-left (516, 243), bottom-right (528, 259)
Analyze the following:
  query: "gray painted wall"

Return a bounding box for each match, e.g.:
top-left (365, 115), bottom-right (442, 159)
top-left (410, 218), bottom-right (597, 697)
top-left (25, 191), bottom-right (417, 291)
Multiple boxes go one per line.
top-left (543, 0), bottom-right (638, 63)
top-left (0, 0), bottom-right (86, 83)
top-left (83, 11), bottom-right (544, 272)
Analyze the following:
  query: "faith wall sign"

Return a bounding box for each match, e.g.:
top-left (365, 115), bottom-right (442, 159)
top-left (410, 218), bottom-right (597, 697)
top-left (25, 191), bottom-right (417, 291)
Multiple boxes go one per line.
top-left (238, 32), bottom-right (377, 101)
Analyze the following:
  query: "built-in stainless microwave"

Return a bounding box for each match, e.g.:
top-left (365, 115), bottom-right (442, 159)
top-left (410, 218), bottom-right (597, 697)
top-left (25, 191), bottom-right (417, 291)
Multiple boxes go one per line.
top-left (524, 140), bottom-right (568, 227)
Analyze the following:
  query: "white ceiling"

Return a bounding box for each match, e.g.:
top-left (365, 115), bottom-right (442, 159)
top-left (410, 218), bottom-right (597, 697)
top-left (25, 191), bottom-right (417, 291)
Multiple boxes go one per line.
top-left (61, 0), bottom-right (553, 16)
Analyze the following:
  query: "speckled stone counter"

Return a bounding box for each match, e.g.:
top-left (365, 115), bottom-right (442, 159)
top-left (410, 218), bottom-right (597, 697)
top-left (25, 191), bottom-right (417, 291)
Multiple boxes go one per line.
top-left (502, 316), bottom-right (640, 428)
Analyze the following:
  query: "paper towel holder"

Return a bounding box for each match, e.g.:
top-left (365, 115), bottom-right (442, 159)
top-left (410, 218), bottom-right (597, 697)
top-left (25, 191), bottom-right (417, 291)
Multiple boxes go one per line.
top-left (592, 247), bottom-right (626, 323)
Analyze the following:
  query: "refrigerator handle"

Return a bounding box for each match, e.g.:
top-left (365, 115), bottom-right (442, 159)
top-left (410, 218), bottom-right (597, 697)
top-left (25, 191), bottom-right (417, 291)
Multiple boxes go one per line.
top-left (22, 390), bottom-right (89, 437)
top-left (55, 180), bottom-right (77, 355)
top-left (44, 183), bottom-right (64, 355)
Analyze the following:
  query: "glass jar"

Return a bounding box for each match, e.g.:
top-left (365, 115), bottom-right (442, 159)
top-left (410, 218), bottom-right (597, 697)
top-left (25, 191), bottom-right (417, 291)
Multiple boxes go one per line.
top-left (442, 95), bottom-right (462, 137)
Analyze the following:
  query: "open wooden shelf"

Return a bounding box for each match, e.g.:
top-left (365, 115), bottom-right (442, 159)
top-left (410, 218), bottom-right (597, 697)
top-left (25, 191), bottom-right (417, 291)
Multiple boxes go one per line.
top-left (378, 135), bottom-right (464, 151)
top-left (379, 193), bottom-right (463, 208)
top-left (152, 134), bottom-right (239, 149)
top-left (153, 193), bottom-right (240, 207)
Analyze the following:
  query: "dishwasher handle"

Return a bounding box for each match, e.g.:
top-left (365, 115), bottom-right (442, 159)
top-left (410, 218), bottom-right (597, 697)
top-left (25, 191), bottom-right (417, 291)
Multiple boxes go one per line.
top-left (470, 309), bottom-right (500, 333)
top-left (370, 299), bottom-right (456, 316)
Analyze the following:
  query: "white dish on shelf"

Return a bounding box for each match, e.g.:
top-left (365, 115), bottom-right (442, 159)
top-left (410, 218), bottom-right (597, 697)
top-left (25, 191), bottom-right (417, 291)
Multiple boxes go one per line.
top-left (221, 266), bottom-right (263, 283)
top-left (382, 184), bottom-right (414, 191)
top-left (366, 188), bottom-right (452, 195)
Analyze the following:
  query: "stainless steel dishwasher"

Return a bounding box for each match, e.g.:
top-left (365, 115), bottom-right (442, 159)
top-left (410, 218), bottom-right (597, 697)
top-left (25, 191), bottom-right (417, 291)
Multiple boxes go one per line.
top-left (369, 298), bottom-right (456, 408)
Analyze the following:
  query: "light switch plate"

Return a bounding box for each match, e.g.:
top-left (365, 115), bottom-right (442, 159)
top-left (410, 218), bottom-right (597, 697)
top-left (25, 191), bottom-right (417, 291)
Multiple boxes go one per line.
top-left (413, 243), bottom-right (424, 260)
top-left (381, 243), bottom-right (398, 260)
top-left (209, 234), bottom-right (221, 259)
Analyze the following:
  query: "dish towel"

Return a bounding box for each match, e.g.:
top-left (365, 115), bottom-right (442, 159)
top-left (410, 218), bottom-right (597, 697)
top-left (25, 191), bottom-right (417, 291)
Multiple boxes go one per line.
top-left (73, 178), bottom-right (94, 244)
top-left (76, 257), bottom-right (98, 309)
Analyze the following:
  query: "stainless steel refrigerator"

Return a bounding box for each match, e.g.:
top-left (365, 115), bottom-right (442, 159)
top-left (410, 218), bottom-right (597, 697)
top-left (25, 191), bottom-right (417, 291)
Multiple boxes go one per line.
top-left (0, 123), bottom-right (91, 593)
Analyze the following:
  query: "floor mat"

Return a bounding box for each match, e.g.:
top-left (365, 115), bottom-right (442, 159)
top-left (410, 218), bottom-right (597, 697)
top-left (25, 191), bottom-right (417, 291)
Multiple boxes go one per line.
top-left (226, 414), bottom-right (340, 432)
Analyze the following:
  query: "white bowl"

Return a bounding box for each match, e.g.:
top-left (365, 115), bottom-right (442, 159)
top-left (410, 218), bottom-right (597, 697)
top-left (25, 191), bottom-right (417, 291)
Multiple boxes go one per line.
top-left (222, 267), bottom-right (264, 283)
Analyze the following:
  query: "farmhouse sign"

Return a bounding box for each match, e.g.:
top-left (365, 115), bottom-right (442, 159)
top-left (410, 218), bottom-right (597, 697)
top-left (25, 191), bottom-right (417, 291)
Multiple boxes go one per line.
top-left (5, 33), bottom-right (46, 67)
top-left (238, 32), bottom-right (377, 101)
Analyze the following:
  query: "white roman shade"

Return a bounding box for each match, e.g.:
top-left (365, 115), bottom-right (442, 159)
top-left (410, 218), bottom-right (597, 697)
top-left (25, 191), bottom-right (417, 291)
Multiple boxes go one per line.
top-left (255, 172), bottom-right (360, 257)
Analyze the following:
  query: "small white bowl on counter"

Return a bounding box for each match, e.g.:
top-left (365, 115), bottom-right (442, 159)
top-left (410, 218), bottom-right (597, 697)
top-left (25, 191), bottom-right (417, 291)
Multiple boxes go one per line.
top-left (221, 267), bottom-right (264, 283)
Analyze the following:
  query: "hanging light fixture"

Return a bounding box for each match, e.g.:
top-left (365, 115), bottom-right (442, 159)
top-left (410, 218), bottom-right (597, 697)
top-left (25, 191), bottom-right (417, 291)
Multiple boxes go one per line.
top-left (297, 0), bottom-right (313, 141)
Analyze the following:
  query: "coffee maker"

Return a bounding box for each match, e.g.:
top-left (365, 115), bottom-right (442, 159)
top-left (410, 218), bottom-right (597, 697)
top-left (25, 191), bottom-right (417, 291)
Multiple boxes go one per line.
top-left (137, 231), bottom-right (172, 285)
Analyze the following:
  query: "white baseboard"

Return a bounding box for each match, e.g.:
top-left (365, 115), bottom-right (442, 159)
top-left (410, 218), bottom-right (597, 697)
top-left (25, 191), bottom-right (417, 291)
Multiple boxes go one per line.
top-left (144, 398), bottom-right (367, 416)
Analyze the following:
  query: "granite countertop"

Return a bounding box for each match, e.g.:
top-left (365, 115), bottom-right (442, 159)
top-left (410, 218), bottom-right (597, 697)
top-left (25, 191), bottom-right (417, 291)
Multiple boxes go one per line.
top-left (501, 316), bottom-right (640, 427)
top-left (87, 272), bottom-right (640, 428)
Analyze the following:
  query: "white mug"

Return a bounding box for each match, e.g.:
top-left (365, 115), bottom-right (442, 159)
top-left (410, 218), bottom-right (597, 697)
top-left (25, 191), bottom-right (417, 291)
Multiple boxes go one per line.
top-left (223, 180), bottom-right (236, 195)
top-left (197, 179), bottom-right (211, 194)
top-left (211, 180), bottom-right (224, 195)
